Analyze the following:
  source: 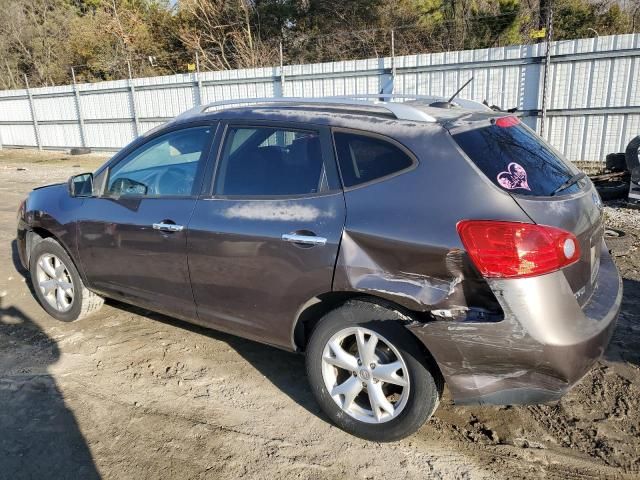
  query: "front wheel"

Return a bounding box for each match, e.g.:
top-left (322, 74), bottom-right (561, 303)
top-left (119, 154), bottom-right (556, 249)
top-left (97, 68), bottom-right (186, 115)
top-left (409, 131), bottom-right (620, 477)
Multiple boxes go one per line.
top-left (306, 300), bottom-right (443, 442)
top-left (29, 237), bottom-right (104, 322)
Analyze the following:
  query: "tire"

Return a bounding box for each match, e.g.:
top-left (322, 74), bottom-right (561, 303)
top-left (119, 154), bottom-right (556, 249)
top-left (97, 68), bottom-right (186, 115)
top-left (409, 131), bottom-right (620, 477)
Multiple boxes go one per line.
top-left (70, 147), bottom-right (91, 155)
top-left (306, 300), bottom-right (443, 442)
top-left (595, 179), bottom-right (630, 201)
top-left (29, 237), bottom-right (104, 322)
top-left (606, 153), bottom-right (627, 173)
top-left (625, 136), bottom-right (640, 172)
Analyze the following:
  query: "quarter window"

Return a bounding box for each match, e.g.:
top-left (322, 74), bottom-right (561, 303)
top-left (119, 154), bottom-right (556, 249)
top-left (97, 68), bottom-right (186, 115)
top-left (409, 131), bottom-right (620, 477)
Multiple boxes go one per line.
top-left (215, 127), bottom-right (326, 196)
top-left (107, 126), bottom-right (212, 197)
top-left (333, 132), bottom-right (414, 187)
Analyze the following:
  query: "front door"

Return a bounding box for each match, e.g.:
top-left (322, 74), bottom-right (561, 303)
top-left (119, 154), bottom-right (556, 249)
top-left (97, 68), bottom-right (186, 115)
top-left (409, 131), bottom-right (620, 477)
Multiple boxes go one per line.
top-left (187, 123), bottom-right (345, 348)
top-left (77, 124), bottom-right (215, 319)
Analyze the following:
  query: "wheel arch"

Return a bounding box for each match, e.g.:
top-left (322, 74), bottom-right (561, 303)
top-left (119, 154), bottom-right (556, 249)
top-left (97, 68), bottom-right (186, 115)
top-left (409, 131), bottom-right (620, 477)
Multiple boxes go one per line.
top-left (292, 292), bottom-right (443, 381)
top-left (26, 227), bottom-right (89, 285)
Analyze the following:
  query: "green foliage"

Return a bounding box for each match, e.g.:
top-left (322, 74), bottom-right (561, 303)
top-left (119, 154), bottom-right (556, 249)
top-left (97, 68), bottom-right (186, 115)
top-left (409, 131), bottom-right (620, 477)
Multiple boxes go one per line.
top-left (0, 0), bottom-right (637, 89)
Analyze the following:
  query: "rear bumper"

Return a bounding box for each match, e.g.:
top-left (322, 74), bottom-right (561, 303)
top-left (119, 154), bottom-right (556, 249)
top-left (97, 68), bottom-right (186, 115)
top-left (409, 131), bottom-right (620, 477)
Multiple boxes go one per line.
top-left (408, 242), bottom-right (622, 405)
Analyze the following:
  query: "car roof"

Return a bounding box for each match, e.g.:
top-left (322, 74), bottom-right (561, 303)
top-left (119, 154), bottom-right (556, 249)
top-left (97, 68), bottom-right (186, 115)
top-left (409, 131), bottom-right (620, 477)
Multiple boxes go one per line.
top-left (168, 96), bottom-right (497, 130)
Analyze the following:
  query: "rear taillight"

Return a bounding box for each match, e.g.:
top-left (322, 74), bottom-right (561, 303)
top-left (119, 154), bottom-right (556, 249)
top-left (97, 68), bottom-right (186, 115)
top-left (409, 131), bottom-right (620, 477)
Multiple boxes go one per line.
top-left (457, 220), bottom-right (580, 278)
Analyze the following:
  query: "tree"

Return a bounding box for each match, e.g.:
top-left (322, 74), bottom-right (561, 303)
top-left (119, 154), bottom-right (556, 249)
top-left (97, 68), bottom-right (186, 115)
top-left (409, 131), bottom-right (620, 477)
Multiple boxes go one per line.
top-left (177, 0), bottom-right (278, 70)
top-left (0, 0), bottom-right (74, 87)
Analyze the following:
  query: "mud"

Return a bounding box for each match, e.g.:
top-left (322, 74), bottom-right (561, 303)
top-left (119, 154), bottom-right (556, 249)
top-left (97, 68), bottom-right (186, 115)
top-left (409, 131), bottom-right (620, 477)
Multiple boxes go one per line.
top-left (0, 150), bottom-right (638, 479)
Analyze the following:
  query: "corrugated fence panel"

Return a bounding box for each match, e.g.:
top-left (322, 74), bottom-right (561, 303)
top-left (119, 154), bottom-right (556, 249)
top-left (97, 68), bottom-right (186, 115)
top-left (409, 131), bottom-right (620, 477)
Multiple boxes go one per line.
top-left (0, 98), bottom-right (32, 122)
top-left (136, 85), bottom-right (197, 119)
top-left (39, 124), bottom-right (82, 148)
top-left (1, 125), bottom-right (36, 146)
top-left (81, 90), bottom-right (133, 121)
top-left (34, 95), bottom-right (77, 121)
top-left (85, 122), bottom-right (136, 149)
top-left (0, 33), bottom-right (638, 159)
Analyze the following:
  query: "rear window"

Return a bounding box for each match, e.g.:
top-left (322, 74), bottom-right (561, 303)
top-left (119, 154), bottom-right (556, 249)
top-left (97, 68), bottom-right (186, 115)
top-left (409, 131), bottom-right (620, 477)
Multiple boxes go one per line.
top-left (452, 120), bottom-right (583, 196)
top-left (334, 132), bottom-right (414, 187)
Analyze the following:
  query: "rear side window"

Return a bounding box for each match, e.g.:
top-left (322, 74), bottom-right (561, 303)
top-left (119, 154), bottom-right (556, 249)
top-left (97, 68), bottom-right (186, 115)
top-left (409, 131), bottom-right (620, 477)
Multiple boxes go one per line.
top-left (215, 126), bottom-right (326, 196)
top-left (452, 120), bottom-right (582, 196)
top-left (333, 132), bottom-right (414, 187)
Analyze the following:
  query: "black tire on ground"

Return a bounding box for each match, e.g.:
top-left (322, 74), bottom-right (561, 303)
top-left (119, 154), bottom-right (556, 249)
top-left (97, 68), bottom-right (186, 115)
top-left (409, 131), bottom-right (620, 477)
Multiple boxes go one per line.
top-left (29, 237), bottom-right (104, 322)
top-left (606, 153), bottom-right (628, 173)
top-left (626, 136), bottom-right (640, 172)
top-left (70, 147), bottom-right (92, 155)
top-left (595, 180), bottom-right (630, 201)
top-left (305, 299), bottom-right (443, 442)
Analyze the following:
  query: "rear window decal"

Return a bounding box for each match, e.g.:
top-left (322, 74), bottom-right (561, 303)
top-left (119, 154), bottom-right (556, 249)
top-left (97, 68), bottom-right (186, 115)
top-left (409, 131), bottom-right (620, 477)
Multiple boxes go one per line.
top-left (497, 162), bottom-right (530, 191)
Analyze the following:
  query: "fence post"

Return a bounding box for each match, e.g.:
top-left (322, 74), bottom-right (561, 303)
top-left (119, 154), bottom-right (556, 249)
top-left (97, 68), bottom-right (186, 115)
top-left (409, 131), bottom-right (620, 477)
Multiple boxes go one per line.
top-left (195, 51), bottom-right (203, 106)
top-left (391, 29), bottom-right (396, 92)
top-left (540, 8), bottom-right (553, 137)
top-left (71, 67), bottom-right (87, 148)
top-left (279, 41), bottom-right (285, 96)
top-left (127, 60), bottom-right (140, 137)
top-left (24, 75), bottom-right (42, 150)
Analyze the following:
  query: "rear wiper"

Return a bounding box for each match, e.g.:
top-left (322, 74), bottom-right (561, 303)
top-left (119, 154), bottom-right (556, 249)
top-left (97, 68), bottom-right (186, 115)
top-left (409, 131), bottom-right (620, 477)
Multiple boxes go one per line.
top-left (550, 172), bottom-right (587, 196)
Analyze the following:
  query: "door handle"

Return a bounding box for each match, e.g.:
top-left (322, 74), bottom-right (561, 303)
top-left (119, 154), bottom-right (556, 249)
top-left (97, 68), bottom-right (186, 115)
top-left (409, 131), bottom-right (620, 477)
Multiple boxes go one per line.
top-left (281, 233), bottom-right (327, 246)
top-left (153, 222), bottom-right (184, 232)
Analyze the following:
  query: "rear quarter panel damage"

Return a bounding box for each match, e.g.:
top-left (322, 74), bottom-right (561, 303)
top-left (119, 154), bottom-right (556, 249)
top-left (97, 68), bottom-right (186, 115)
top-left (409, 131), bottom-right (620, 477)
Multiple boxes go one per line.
top-left (331, 121), bottom-right (620, 405)
top-left (332, 122), bottom-right (532, 314)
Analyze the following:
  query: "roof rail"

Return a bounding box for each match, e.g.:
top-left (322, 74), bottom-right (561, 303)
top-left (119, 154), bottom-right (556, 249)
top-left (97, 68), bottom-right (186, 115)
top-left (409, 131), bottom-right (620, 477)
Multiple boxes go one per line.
top-left (339, 94), bottom-right (492, 112)
top-left (173, 94), bottom-right (490, 123)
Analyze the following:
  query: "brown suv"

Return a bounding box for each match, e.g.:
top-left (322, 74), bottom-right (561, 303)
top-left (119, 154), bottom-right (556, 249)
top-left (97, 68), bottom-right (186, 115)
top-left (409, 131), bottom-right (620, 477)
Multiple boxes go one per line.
top-left (17, 97), bottom-right (621, 441)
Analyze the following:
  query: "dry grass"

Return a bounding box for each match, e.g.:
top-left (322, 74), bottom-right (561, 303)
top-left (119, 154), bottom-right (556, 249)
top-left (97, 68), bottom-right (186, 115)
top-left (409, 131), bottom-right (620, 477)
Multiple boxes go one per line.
top-left (0, 148), bottom-right (110, 170)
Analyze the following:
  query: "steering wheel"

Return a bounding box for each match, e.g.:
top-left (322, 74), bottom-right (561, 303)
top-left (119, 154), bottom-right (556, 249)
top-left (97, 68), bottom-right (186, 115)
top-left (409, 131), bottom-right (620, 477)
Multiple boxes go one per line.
top-left (157, 167), bottom-right (191, 196)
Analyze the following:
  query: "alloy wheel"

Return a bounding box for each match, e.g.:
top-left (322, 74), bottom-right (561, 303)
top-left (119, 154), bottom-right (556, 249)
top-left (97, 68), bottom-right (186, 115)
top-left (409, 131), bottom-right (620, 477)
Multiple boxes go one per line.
top-left (321, 327), bottom-right (410, 424)
top-left (35, 253), bottom-right (74, 313)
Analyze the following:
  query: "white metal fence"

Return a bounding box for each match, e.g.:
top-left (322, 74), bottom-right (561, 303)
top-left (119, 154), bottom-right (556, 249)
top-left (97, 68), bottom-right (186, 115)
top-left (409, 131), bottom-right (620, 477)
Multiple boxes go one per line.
top-left (0, 33), bottom-right (638, 162)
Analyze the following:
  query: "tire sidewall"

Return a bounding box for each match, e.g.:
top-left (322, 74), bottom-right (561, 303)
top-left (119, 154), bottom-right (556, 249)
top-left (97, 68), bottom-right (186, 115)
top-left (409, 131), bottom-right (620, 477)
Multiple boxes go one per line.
top-left (306, 301), bottom-right (440, 442)
top-left (29, 238), bottom-right (84, 322)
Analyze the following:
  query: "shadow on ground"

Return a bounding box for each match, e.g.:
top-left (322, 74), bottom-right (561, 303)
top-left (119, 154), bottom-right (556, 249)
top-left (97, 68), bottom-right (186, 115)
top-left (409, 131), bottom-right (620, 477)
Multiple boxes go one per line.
top-left (0, 303), bottom-right (100, 479)
top-left (12, 237), bottom-right (326, 425)
top-left (604, 278), bottom-right (640, 368)
top-left (109, 300), bottom-right (326, 422)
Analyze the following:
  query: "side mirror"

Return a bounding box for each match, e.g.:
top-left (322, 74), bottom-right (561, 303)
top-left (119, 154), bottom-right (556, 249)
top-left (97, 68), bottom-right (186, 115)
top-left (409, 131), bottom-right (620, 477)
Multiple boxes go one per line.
top-left (68, 173), bottom-right (94, 198)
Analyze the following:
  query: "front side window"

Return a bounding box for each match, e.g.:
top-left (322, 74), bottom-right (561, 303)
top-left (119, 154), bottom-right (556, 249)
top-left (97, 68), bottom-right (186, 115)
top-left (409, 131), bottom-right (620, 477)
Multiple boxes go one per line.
top-left (333, 131), bottom-right (415, 188)
top-left (215, 126), bottom-right (326, 196)
top-left (107, 126), bottom-right (212, 197)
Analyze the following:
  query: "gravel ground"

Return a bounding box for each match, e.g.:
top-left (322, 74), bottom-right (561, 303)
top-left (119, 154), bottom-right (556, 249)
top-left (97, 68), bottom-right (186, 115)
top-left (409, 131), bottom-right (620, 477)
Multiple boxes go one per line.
top-left (0, 150), bottom-right (639, 479)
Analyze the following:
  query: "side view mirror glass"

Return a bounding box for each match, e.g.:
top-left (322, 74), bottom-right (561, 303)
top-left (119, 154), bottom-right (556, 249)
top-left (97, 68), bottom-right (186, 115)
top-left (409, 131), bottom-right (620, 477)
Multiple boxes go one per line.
top-left (68, 173), bottom-right (94, 198)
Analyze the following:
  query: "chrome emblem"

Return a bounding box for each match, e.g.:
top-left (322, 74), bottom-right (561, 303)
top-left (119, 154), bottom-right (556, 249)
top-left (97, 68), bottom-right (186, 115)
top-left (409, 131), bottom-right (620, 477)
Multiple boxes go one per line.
top-left (359, 369), bottom-right (370, 381)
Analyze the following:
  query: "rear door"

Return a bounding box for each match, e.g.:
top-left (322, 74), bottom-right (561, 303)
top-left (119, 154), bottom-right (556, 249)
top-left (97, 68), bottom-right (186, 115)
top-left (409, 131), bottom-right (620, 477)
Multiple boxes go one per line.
top-left (450, 117), bottom-right (604, 304)
top-left (187, 122), bottom-right (345, 348)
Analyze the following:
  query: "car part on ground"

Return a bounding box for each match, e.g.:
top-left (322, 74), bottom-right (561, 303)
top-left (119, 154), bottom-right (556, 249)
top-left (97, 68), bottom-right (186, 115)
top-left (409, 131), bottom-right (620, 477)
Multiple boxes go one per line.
top-left (595, 178), bottom-right (631, 200)
top-left (70, 147), bottom-right (92, 155)
top-left (605, 152), bottom-right (627, 172)
top-left (604, 228), bottom-right (635, 257)
top-left (626, 135), bottom-right (640, 203)
top-left (590, 170), bottom-right (630, 201)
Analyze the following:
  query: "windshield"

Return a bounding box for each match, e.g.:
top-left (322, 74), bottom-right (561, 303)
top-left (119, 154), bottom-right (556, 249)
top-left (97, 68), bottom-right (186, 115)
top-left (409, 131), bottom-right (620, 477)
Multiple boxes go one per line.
top-left (452, 119), bottom-right (585, 197)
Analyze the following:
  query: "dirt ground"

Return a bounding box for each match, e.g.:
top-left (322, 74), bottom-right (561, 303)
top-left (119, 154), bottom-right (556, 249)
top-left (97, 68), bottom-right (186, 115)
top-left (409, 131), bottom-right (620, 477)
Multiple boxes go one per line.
top-left (0, 149), bottom-right (638, 480)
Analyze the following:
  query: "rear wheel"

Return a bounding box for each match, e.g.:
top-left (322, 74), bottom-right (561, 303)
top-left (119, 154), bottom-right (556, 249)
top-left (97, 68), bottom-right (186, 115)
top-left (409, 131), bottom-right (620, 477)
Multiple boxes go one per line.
top-left (306, 300), bottom-right (442, 441)
top-left (30, 237), bottom-right (103, 322)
